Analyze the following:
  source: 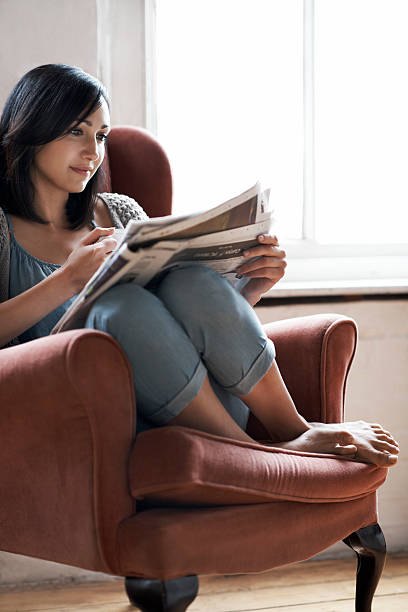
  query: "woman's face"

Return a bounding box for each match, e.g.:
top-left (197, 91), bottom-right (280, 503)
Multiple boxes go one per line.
top-left (30, 98), bottom-right (111, 199)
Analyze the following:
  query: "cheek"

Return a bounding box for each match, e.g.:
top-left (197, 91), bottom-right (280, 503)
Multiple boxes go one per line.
top-left (40, 141), bottom-right (69, 163)
top-left (33, 148), bottom-right (61, 177)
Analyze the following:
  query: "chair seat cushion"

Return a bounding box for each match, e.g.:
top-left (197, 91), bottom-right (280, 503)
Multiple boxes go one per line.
top-left (129, 426), bottom-right (387, 506)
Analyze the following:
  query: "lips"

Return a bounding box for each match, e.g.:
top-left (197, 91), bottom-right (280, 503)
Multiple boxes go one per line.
top-left (70, 167), bottom-right (92, 176)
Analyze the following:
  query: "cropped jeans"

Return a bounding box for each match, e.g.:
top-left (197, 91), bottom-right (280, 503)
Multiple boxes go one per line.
top-left (85, 265), bottom-right (276, 434)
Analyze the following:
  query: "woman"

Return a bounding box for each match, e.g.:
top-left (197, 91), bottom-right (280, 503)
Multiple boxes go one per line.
top-left (0, 64), bottom-right (399, 465)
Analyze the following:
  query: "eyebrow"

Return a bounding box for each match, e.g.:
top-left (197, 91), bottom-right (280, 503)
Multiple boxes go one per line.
top-left (78, 119), bottom-right (110, 129)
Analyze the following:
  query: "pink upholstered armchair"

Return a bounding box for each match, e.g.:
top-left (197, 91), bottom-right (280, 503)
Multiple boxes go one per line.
top-left (0, 127), bottom-right (388, 612)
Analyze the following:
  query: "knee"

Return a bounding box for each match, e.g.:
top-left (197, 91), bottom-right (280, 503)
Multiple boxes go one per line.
top-left (155, 265), bottom-right (248, 332)
top-left (86, 283), bottom-right (157, 334)
top-left (158, 265), bottom-right (234, 311)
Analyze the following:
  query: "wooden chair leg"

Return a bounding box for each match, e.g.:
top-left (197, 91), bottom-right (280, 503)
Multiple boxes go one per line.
top-left (343, 523), bottom-right (386, 612)
top-left (125, 575), bottom-right (199, 612)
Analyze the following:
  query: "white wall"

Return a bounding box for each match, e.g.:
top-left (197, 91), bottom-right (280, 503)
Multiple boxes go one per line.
top-left (0, 0), bottom-right (146, 127)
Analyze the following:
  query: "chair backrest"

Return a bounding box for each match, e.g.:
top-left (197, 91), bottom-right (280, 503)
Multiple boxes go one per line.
top-left (101, 126), bottom-right (172, 218)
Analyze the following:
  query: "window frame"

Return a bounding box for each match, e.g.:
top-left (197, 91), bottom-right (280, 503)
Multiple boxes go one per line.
top-left (145, 0), bottom-right (408, 291)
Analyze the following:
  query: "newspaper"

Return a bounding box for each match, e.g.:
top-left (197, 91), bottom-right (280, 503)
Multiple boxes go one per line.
top-left (51, 182), bottom-right (273, 333)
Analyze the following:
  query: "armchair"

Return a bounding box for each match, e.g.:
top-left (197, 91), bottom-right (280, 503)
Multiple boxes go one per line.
top-left (0, 127), bottom-right (387, 612)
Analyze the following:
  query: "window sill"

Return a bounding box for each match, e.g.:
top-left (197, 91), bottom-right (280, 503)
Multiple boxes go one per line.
top-left (262, 278), bottom-right (408, 299)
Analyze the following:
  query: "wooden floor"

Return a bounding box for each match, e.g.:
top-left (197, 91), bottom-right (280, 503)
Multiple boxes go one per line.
top-left (0, 554), bottom-right (407, 612)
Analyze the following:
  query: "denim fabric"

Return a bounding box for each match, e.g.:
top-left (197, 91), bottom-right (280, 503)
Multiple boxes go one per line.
top-left (85, 265), bottom-right (275, 435)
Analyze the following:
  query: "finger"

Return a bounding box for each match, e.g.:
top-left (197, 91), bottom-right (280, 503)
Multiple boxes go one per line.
top-left (242, 245), bottom-right (286, 261)
top-left (237, 256), bottom-right (287, 274)
top-left (81, 227), bottom-right (115, 246)
top-left (94, 237), bottom-right (117, 252)
top-left (238, 267), bottom-right (286, 280)
top-left (258, 234), bottom-right (279, 245)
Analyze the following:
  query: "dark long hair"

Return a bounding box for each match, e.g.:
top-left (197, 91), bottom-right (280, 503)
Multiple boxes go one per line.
top-left (0, 64), bottom-right (110, 230)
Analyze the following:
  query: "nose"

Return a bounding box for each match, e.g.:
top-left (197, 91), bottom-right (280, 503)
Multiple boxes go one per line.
top-left (82, 135), bottom-right (100, 161)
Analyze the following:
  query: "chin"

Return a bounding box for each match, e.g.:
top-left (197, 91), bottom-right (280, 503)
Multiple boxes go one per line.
top-left (68, 188), bottom-right (86, 195)
top-left (69, 181), bottom-right (90, 193)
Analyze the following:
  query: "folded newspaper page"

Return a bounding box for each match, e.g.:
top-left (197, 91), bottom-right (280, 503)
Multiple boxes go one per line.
top-left (51, 182), bottom-right (273, 334)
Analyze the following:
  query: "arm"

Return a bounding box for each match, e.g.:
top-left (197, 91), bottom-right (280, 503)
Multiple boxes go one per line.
top-left (0, 227), bottom-right (117, 347)
top-left (0, 266), bottom-right (75, 346)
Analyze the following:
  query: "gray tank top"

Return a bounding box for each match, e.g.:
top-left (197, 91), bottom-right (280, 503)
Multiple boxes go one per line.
top-left (5, 213), bottom-right (93, 343)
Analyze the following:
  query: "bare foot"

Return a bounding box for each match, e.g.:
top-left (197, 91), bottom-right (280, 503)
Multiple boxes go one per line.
top-left (309, 421), bottom-right (399, 467)
top-left (261, 427), bottom-right (358, 458)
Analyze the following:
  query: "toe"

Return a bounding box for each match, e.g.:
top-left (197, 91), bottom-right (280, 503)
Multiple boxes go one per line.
top-left (374, 440), bottom-right (399, 454)
top-left (371, 424), bottom-right (395, 439)
top-left (371, 423), bottom-right (389, 433)
top-left (376, 427), bottom-right (393, 437)
top-left (377, 433), bottom-right (397, 444)
top-left (374, 451), bottom-right (398, 467)
top-left (385, 439), bottom-right (400, 452)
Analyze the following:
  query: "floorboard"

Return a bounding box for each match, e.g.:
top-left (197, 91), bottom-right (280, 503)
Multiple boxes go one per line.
top-left (0, 554), bottom-right (406, 612)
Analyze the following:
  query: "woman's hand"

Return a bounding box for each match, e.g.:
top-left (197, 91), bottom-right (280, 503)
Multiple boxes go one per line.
top-left (236, 234), bottom-right (287, 306)
top-left (62, 227), bottom-right (118, 293)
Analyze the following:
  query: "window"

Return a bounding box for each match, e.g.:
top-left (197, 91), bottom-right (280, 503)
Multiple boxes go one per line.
top-left (147, 0), bottom-right (408, 288)
top-left (314, 0), bottom-right (408, 247)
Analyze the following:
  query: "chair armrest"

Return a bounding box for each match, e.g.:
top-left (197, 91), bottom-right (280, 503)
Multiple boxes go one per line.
top-left (247, 314), bottom-right (357, 438)
top-left (0, 329), bottom-right (136, 575)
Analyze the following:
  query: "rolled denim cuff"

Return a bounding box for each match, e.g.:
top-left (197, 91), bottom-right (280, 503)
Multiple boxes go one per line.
top-left (225, 338), bottom-right (276, 396)
top-left (148, 360), bottom-right (208, 425)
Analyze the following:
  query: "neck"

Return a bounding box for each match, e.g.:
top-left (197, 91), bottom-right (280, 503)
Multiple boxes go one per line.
top-left (33, 192), bottom-right (70, 231)
top-left (30, 164), bottom-right (72, 230)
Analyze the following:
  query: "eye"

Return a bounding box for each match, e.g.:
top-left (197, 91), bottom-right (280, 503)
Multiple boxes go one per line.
top-left (97, 133), bottom-right (109, 143)
top-left (66, 128), bottom-right (108, 143)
